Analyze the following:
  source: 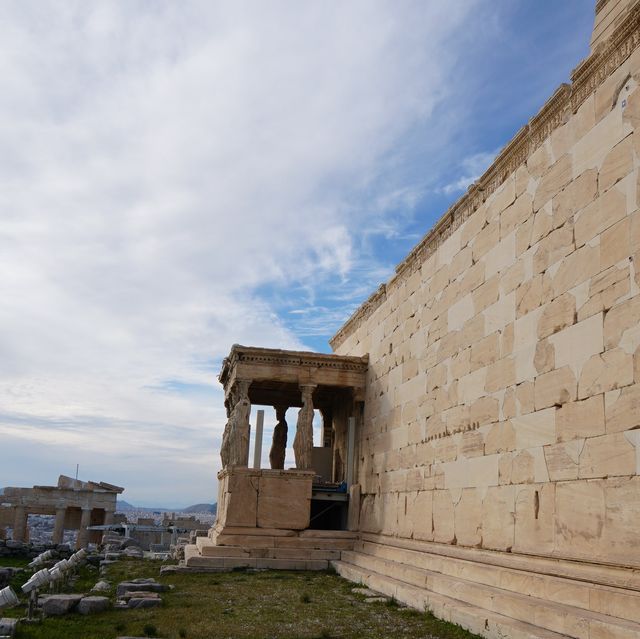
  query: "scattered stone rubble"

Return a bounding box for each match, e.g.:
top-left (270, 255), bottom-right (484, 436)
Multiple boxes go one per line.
top-left (114, 577), bottom-right (170, 609)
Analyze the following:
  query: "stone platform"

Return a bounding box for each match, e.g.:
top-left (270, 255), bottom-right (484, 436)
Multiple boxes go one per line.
top-left (332, 533), bottom-right (640, 639)
top-left (182, 526), bottom-right (356, 571)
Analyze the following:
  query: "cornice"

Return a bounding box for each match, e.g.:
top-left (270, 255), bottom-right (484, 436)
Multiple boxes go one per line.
top-left (330, 1), bottom-right (640, 351)
top-left (219, 344), bottom-right (368, 389)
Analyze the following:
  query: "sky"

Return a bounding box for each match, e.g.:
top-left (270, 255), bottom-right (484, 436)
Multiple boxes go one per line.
top-left (0, 1), bottom-right (594, 508)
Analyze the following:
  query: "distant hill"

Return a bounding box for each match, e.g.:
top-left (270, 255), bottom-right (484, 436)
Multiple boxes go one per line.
top-left (182, 503), bottom-right (216, 514)
top-left (117, 499), bottom-right (216, 513)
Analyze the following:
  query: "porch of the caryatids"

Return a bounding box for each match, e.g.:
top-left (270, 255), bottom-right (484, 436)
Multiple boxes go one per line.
top-left (293, 384), bottom-right (316, 470)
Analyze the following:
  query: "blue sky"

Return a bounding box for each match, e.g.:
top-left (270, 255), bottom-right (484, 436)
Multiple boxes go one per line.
top-left (0, 1), bottom-right (593, 507)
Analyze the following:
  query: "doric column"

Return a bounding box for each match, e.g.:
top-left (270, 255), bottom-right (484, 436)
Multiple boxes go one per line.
top-left (12, 506), bottom-right (27, 542)
top-left (294, 384), bottom-right (316, 470)
top-left (269, 405), bottom-right (288, 469)
top-left (76, 508), bottom-right (92, 549)
top-left (52, 507), bottom-right (66, 544)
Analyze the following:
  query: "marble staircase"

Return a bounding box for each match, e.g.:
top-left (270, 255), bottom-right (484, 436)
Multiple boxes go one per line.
top-left (331, 533), bottom-right (640, 639)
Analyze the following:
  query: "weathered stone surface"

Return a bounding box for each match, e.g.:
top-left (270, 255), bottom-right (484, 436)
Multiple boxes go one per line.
top-left (533, 154), bottom-right (573, 211)
top-left (116, 580), bottom-right (168, 597)
top-left (556, 395), bottom-right (605, 442)
top-left (481, 486), bottom-right (515, 551)
top-left (534, 366), bottom-right (577, 410)
top-left (575, 187), bottom-right (627, 248)
top-left (543, 441), bottom-right (582, 481)
top-left (537, 294), bottom-right (576, 340)
top-left (603, 295), bottom-right (640, 350)
top-left (78, 596), bottom-right (110, 615)
top-left (605, 384), bottom-right (640, 433)
top-left (41, 594), bottom-right (83, 616)
top-left (127, 597), bottom-right (162, 609)
top-left (0, 618), bottom-right (17, 639)
top-left (579, 433), bottom-right (636, 479)
top-left (552, 168), bottom-right (598, 229)
top-left (578, 348), bottom-right (634, 399)
top-left (599, 135), bottom-right (633, 193)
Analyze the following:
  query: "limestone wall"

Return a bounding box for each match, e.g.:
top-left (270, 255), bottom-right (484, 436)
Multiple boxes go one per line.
top-left (332, 13), bottom-right (640, 569)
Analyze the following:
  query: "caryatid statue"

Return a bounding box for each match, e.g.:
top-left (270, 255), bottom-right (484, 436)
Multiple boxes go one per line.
top-left (293, 385), bottom-right (315, 470)
top-left (220, 380), bottom-right (252, 467)
top-left (269, 405), bottom-right (288, 470)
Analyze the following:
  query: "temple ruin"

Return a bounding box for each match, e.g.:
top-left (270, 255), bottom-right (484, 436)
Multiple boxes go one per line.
top-left (187, 1), bottom-right (640, 637)
top-left (0, 475), bottom-right (123, 549)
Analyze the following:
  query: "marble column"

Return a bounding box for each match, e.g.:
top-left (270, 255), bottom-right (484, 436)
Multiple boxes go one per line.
top-left (12, 506), bottom-right (27, 542)
top-left (293, 384), bottom-right (316, 470)
top-left (52, 507), bottom-right (66, 544)
top-left (76, 508), bottom-right (92, 549)
top-left (269, 405), bottom-right (288, 469)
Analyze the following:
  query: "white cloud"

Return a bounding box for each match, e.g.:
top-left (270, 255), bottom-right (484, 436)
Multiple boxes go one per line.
top-left (0, 0), bottom-right (486, 504)
top-left (439, 149), bottom-right (499, 195)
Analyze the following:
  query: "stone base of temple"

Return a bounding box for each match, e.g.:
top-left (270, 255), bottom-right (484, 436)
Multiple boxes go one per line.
top-left (216, 467), bottom-right (315, 531)
top-left (182, 527), bottom-right (356, 571)
top-left (332, 533), bottom-right (640, 639)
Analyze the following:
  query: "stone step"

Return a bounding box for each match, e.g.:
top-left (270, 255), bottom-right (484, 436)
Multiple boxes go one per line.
top-left (340, 550), bottom-right (640, 639)
top-left (360, 532), bottom-right (640, 592)
top-left (299, 529), bottom-right (358, 539)
top-left (211, 532), bottom-right (354, 550)
top-left (185, 553), bottom-right (328, 571)
top-left (355, 540), bottom-right (640, 625)
top-left (211, 526), bottom-right (297, 537)
top-left (196, 538), bottom-right (340, 560)
top-left (332, 560), bottom-right (569, 639)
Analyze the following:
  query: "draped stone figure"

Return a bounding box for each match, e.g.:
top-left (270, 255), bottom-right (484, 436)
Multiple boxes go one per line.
top-left (293, 385), bottom-right (315, 470)
top-left (220, 380), bottom-right (251, 467)
top-left (269, 405), bottom-right (288, 469)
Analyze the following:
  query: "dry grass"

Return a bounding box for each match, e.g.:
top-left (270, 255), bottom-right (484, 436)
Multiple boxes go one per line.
top-left (3, 558), bottom-right (481, 639)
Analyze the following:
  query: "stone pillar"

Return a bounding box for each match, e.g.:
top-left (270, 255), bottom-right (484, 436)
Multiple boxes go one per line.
top-left (252, 409), bottom-right (264, 469)
top-left (104, 510), bottom-right (115, 526)
top-left (269, 405), bottom-right (288, 469)
top-left (294, 384), bottom-right (316, 470)
top-left (76, 508), bottom-right (92, 549)
top-left (52, 507), bottom-right (66, 544)
top-left (12, 506), bottom-right (28, 542)
top-left (221, 379), bottom-right (252, 467)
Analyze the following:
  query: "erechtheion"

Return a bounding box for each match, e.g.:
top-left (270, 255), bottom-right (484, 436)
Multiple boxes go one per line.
top-left (0, 475), bottom-right (123, 549)
top-left (188, 1), bottom-right (640, 637)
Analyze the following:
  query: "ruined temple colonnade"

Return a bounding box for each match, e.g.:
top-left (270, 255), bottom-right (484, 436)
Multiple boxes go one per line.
top-left (0, 475), bottom-right (123, 548)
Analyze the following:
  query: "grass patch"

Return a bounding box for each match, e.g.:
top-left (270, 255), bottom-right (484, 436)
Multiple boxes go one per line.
top-left (1, 559), bottom-right (482, 639)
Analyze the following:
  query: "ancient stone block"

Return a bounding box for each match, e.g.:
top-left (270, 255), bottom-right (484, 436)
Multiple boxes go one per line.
top-left (481, 485), bottom-right (515, 551)
top-left (552, 168), bottom-right (598, 229)
top-left (515, 381), bottom-right (535, 415)
top-left (485, 357), bottom-right (516, 393)
top-left (543, 440), bottom-right (582, 481)
top-left (603, 295), bottom-right (640, 350)
top-left (533, 339), bottom-right (555, 375)
top-left (556, 395), bottom-right (605, 442)
top-left (575, 187), bottom-right (626, 248)
top-left (432, 490), bottom-right (455, 544)
top-left (578, 264), bottom-right (630, 321)
top-left (510, 450), bottom-right (535, 484)
top-left (460, 430), bottom-right (484, 458)
top-left (484, 231), bottom-right (516, 279)
top-left (600, 216), bottom-right (631, 271)
top-left (485, 421), bottom-right (516, 454)
top-left (605, 384), bottom-right (640, 433)
top-left (257, 472), bottom-right (312, 530)
top-left (534, 366), bottom-right (577, 410)
top-left (512, 408), bottom-right (556, 449)
top-left (599, 134), bottom-right (633, 193)
top-left (472, 221), bottom-right (500, 262)
top-left (537, 294), bottom-right (576, 340)
top-left (552, 242), bottom-right (600, 297)
top-left (555, 480), bottom-right (605, 561)
top-left (472, 275), bottom-right (500, 315)
top-left (534, 154), bottom-right (573, 212)
top-left (411, 490), bottom-right (434, 541)
top-left (579, 432), bottom-right (636, 479)
top-left (548, 312), bottom-right (603, 379)
top-left (533, 224), bottom-right (574, 274)
top-left (514, 483), bottom-right (555, 555)
top-left (501, 193), bottom-right (533, 240)
top-left (516, 274), bottom-right (552, 318)
top-left (454, 488), bottom-right (482, 547)
top-left (578, 348), bottom-right (634, 399)
top-left (469, 396), bottom-right (499, 426)
top-left (470, 332), bottom-right (499, 372)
